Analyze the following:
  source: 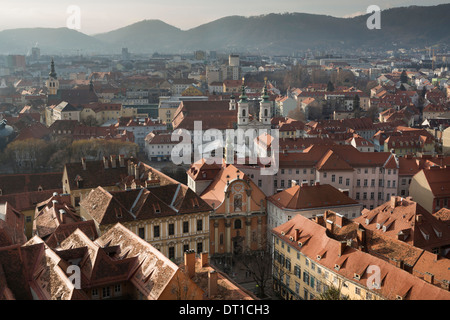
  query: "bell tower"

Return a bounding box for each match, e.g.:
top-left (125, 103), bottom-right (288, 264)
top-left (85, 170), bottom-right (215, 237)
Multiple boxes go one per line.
top-left (237, 78), bottom-right (249, 126)
top-left (259, 77), bottom-right (271, 125)
top-left (46, 58), bottom-right (59, 95)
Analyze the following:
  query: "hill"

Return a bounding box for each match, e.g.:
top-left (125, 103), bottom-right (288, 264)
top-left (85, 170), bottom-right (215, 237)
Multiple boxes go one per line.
top-left (1, 4), bottom-right (449, 55)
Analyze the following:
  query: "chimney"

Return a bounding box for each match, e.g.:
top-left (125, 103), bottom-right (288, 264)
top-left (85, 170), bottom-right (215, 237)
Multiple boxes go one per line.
top-left (357, 226), bottom-right (366, 249)
top-left (119, 154), bottom-right (125, 167)
top-left (110, 155), bottom-right (117, 168)
top-left (389, 257), bottom-right (404, 269)
top-left (315, 181), bottom-right (320, 186)
top-left (59, 209), bottom-right (66, 223)
top-left (201, 252), bottom-right (209, 267)
top-left (127, 160), bottom-right (133, 176)
top-left (208, 270), bottom-right (218, 297)
top-left (184, 250), bottom-right (196, 278)
top-left (314, 214), bottom-right (324, 225)
top-left (390, 196), bottom-right (397, 208)
top-left (301, 181), bottom-right (308, 187)
top-left (338, 241), bottom-right (346, 257)
top-left (134, 164), bottom-right (139, 178)
top-left (81, 157), bottom-right (86, 170)
top-left (103, 156), bottom-right (109, 169)
top-left (326, 219), bottom-right (334, 233)
top-left (424, 272), bottom-right (434, 285)
top-left (416, 214), bottom-right (423, 225)
top-left (335, 213), bottom-right (344, 228)
top-left (293, 229), bottom-right (300, 242)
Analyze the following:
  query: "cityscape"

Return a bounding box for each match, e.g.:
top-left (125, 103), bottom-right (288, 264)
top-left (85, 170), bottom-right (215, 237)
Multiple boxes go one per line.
top-left (0, 1), bottom-right (449, 307)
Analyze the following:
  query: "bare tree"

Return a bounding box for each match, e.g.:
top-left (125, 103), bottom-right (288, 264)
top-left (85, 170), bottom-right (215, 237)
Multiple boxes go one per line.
top-left (235, 246), bottom-right (273, 298)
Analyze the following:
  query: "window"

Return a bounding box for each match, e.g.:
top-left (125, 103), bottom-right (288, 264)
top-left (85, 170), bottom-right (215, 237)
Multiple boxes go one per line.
top-left (197, 219), bottom-right (203, 231)
top-left (114, 284), bottom-right (122, 295)
top-left (364, 179), bottom-right (368, 187)
top-left (168, 223), bottom-right (175, 236)
top-left (363, 192), bottom-right (367, 200)
top-left (168, 247), bottom-right (175, 259)
top-left (357, 179), bottom-right (361, 187)
top-left (355, 287), bottom-right (361, 295)
top-left (92, 288), bottom-right (99, 298)
top-left (138, 227), bottom-right (145, 239)
top-left (356, 192), bottom-right (360, 200)
top-left (153, 225), bottom-right (160, 238)
top-left (303, 271), bottom-right (310, 285)
top-left (370, 192), bottom-right (374, 200)
top-left (102, 287), bottom-right (111, 298)
top-left (286, 258), bottom-right (291, 271)
top-left (346, 178), bottom-right (350, 186)
top-left (310, 276), bottom-right (315, 289)
top-left (323, 172), bottom-right (327, 178)
top-left (281, 180), bottom-right (285, 188)
top-left (183, 221), bottom-right (189, 233)
top-left (26, 216), bottom-right (32, 223)
top-left (332, 175), bottom-right (336, 182)
top-left (258, 180), bottom-right (262, 187)
top-left (281, 169), bottom-right (285, 174)
top-left (294, 265), bottom-right (301, 278)
top-left (197, 242), bottom-right (203, 253)
top-left (371, 179), bottom-right (375, 187)
top-left (295, 281), bottom-right (300, 294)
top-left (234, 219), bottom-right (242, 229)
top-left (339, 176), bottom-right (343, 184)
top-left (183, 244), bottom-right (189, 253)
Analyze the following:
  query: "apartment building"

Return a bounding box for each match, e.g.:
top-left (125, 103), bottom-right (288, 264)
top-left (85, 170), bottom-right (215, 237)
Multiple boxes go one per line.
top-left (239, 144), bottom-right (399, 210)
top-left (272, 212), bottom-right (450, 300)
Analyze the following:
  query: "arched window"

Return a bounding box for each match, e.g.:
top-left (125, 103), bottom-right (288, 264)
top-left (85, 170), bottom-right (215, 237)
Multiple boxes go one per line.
top-left (233, 194), bottom-right (242, 212)
top-left (264, 108), bottom-right (268, 117)
top-left (242, 108), bottom-right (246, 117)
top-left (234, 219), bottom-right (242, 229)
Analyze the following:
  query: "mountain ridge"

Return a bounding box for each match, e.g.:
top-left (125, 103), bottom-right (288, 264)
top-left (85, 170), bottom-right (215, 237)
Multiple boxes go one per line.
top-left (0, 4), bottom-right (449, 55)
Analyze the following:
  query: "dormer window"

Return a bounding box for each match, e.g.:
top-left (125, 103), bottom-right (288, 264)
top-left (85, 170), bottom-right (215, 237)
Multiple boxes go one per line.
top-left (38, 186), bottom-right (43, 192)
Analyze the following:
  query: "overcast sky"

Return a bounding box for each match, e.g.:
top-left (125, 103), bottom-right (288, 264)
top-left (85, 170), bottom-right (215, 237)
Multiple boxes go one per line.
top-left (0, 0), bottom-right (448, 34)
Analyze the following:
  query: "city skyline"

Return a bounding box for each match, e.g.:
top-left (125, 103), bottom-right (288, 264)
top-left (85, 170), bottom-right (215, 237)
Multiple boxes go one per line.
top-left (0, 0), bottom-right (449, 35)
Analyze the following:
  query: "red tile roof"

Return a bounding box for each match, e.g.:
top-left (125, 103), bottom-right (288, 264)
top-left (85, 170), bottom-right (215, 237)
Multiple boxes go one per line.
top-left (268, 183), bottom-right (358, 210)
top-left (273, 213), bottom-right (450, 299)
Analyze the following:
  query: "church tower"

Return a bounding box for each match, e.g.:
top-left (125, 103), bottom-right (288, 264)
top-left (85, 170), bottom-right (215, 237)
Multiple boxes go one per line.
top-left (229, 93), bottom-right (236, 111)
top-left (46, 58), bottom-right (59, 95)
top-left (259, 77), bottom-right (271, 125)
top-left (237, 78), bottom-right (249, 126)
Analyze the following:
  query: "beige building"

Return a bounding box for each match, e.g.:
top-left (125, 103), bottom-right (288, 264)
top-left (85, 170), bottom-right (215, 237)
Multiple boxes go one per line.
top-left (79, 184), bottom-right (212, 264)
top-left (272, 211), bottom-right (450, 300)
top-left (79, 102), bottom-right (137, 125)
top-left (267, 182), bottom-right (362, 235)
top-left (409, 166), bottom-right (450, 214)
top-left (443, 127), bottom-right (450, 155)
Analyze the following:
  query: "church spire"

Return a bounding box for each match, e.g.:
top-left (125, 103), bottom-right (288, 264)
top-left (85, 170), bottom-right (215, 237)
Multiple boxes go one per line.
top-left (261, 77), bottom-right (269, 102)
top-left (239, 77), bottom-right (247, 102)
top-left (49, 58), bottom-right (57, 79)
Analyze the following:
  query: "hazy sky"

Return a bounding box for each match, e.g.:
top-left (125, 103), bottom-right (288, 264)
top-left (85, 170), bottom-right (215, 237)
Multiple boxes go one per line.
top-left (0, 0), bottom-right (448, 34)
